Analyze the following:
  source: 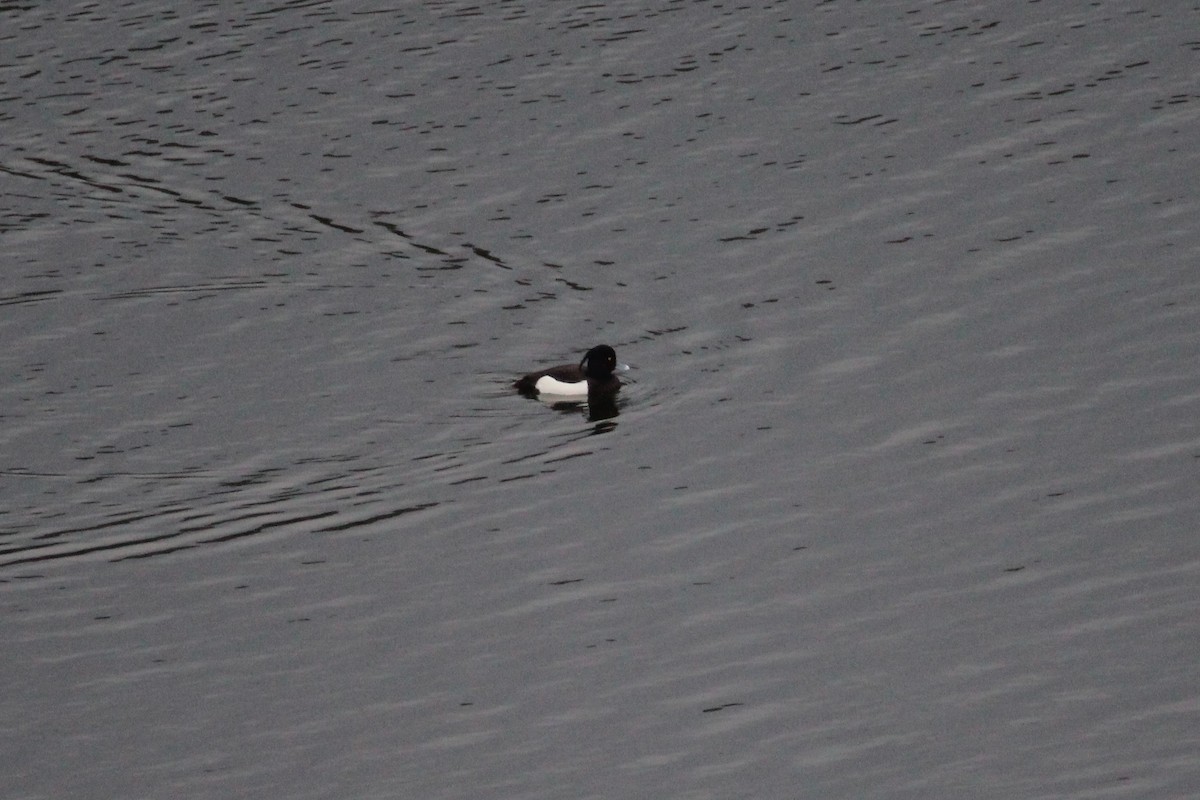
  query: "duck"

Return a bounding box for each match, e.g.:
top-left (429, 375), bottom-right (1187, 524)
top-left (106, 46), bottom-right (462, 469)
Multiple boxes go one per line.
top-left (513, 344), bottom-right (628, 399)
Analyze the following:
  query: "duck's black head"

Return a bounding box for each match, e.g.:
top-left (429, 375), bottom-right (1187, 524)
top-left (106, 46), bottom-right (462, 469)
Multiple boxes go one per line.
top-left (580, 345), bottom-right (619, 379)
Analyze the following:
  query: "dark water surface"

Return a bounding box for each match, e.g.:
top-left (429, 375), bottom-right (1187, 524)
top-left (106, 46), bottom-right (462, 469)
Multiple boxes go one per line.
top-left (3, 1), bottom-right (1199, 797)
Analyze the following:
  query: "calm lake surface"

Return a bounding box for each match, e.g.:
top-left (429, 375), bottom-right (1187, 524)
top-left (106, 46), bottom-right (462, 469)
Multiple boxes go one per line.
top-left (3, 1), bottom-right (1199, 797)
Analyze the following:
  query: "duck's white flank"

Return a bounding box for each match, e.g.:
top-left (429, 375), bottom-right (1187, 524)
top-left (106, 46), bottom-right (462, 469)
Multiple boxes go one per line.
top-left (534, 375), bottom-right (589, 396)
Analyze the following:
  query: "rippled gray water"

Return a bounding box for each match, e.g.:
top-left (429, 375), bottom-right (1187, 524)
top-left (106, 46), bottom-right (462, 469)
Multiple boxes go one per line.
top-left (3, 1), bottom-right (1199, 797)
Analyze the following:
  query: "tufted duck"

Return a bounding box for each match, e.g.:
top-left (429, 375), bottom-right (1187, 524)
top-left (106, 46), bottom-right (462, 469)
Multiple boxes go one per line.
top-left (514, 344), bottom-right (628, 399)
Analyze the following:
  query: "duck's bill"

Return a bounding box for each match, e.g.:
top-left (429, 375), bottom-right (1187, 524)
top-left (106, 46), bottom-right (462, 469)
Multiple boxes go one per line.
top-left (615, 363), bottom-right (631, 373)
